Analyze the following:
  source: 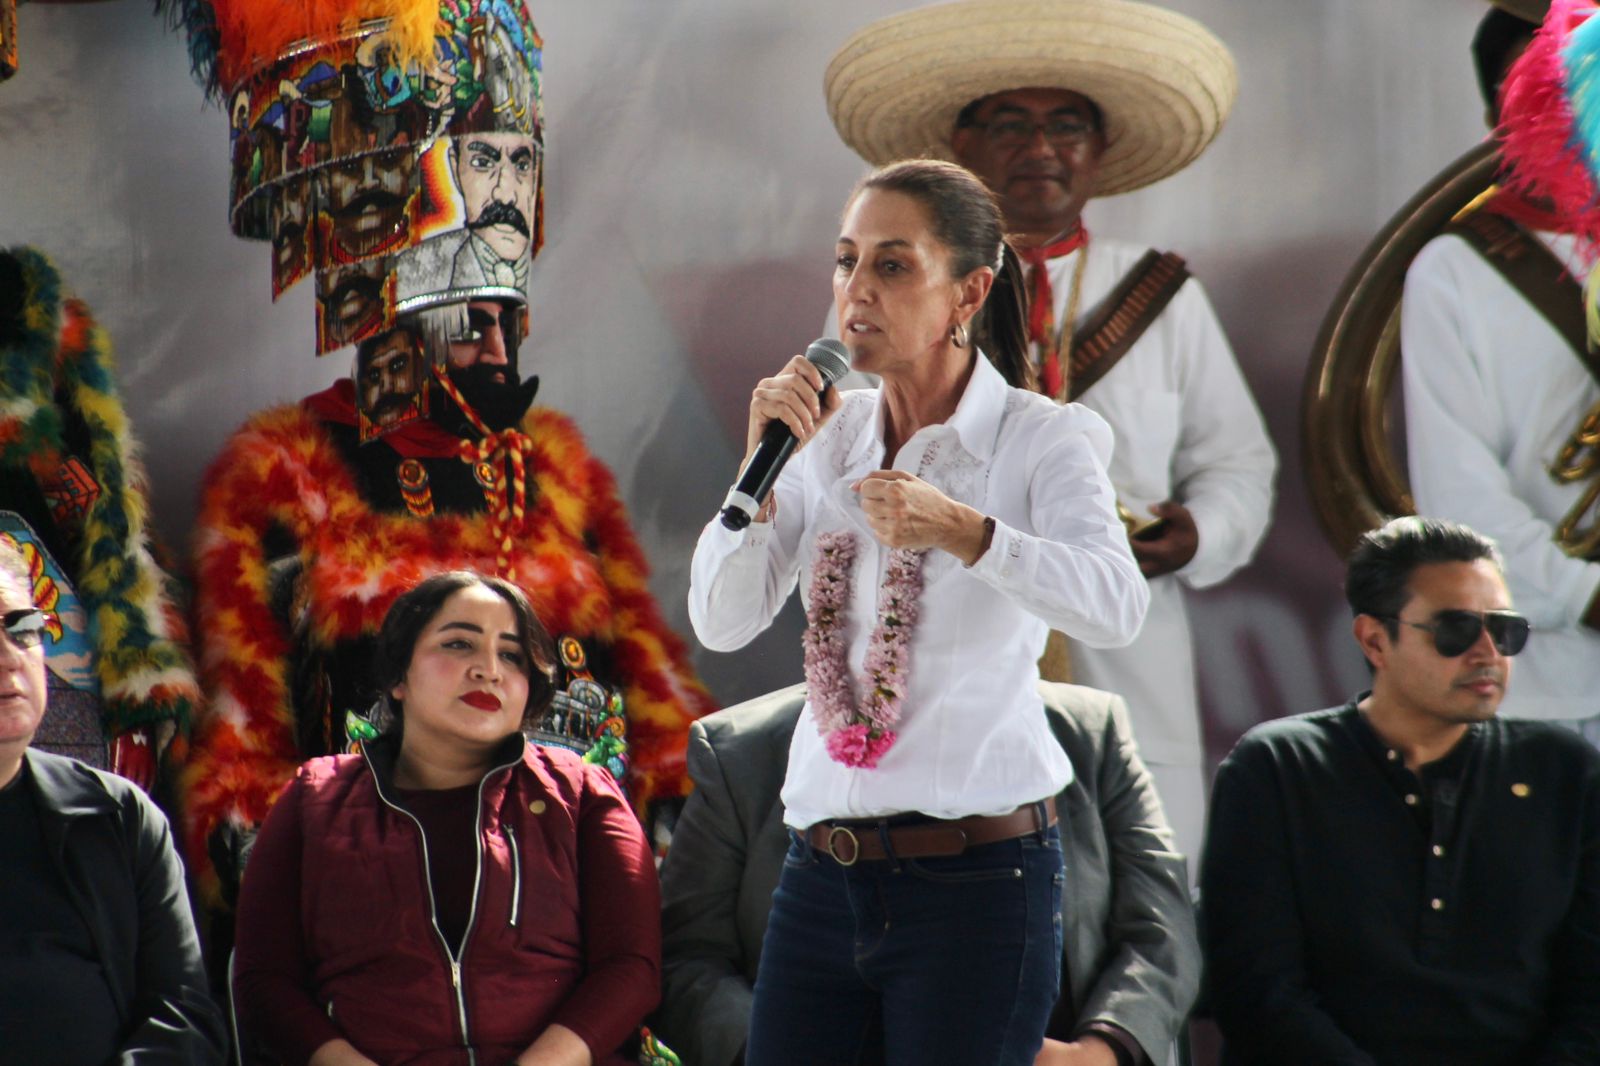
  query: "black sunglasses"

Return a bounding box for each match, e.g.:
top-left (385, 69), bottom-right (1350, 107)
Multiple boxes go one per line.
top-left (1, 608), bottom-right (53, 650)
top-left (1376, 609), bottom-right (1530, 658)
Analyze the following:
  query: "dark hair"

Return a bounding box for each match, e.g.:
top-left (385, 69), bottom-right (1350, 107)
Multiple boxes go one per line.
top-left (374, 570), bottom-right (557, 734)
top-left (1473, 7), bottom-right (1539, 119)
top-left (1344, 517), bottom-right (1503, 636)
top-left (852, 159), bottom-right (1036, 390)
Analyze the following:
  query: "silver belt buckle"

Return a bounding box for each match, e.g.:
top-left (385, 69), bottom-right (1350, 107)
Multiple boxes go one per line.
top-left (826, 825), bottom-right (861, 866)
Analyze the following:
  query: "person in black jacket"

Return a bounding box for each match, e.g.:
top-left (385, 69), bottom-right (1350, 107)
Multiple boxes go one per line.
top-left (0, 539), bottom-right (226, 1066)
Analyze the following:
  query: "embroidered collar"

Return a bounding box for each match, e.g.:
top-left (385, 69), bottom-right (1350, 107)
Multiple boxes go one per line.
top-left (856, 352), bottom-right (1010, 470)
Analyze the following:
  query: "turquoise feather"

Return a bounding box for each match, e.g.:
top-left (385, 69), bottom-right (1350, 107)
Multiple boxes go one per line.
top-left (1563, 8), bottom-right (1600, 175)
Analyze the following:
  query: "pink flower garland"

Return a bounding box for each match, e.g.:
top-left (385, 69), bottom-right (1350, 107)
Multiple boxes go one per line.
top-left (802, 529), bottom-right (928, 769)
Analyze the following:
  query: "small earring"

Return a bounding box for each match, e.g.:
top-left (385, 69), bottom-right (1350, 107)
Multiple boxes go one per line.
top-left (950, 321), bottom-right (969, 348)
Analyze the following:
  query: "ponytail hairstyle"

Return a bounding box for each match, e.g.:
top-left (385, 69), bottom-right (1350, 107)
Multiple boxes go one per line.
top-left (852, 159), bottom-right (1036, 390)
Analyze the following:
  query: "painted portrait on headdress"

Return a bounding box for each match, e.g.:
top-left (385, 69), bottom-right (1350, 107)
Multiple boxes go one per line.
top-left (353, 321), bottom-right (428, 440)
top-left (315, 256), bottom-right (397, 352)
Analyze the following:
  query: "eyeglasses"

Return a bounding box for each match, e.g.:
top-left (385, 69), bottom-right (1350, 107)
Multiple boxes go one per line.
top-left (967, 115), bottom-right (1098, 150)
top-left (1376, 609), bottom-right (1531, 657)
top-left (1, 608), bottom-right (54, 650)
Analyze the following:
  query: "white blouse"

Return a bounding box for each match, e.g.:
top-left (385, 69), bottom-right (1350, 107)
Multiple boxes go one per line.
top-left (688, 354), bottom-right (1148, 827)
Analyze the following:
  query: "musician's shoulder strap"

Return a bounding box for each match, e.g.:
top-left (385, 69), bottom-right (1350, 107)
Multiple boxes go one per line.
top-left (1068, 249), bottom-right (1190, 402)
top-left (1442, 211), bottom-right (1600, 382)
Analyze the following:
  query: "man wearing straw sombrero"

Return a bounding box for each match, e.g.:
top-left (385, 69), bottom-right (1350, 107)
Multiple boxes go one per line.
top-left (826, 0), bottom-right (1277, 868)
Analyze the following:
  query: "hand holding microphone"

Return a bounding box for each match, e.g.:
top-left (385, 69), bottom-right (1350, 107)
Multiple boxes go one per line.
top-left (721, 338), bottom-right (852, 530)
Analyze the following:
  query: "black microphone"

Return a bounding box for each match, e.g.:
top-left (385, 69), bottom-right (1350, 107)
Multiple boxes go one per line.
top-left (720, 338), bottom-right (852, 530)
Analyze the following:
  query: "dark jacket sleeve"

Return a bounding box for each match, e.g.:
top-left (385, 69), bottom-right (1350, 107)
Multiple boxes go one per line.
top-left (118, 783), bottom-right (229, 1064)
top-left (1074, 696), bottom-right (1200, 1062)
top-left (1537, 753), bottom-right (1600, 1064)
top-left (656, 720), bottom-right (757, 1066)
top-left (233, 773), bottom-right (347, 1066)
top-left (1200, 740), bottom-right (1377, 1065)
top-left (549, 763), bottom-right (662, 1058)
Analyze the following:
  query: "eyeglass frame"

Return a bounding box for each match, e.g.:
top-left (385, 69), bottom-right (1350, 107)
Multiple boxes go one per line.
top-left (1370, 608), bottom-right (1531, 658)
top-left (958, 113), bottom-right (1101, 150)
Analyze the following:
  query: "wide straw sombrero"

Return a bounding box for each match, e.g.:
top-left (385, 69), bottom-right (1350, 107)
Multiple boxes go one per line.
top-left (825, 0), bottom-right (1238, 196)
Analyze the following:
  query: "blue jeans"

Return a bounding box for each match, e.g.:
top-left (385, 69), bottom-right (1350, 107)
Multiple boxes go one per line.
top-left (746, 821), bottom-right (1065, 1066)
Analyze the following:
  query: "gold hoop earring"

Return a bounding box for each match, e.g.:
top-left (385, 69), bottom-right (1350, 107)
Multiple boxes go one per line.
top-left (950, 321), bottom-right (969, 348)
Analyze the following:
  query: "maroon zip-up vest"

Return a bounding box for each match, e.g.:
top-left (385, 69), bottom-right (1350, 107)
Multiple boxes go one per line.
top-left (292, 741), bottom-right (588, 1065)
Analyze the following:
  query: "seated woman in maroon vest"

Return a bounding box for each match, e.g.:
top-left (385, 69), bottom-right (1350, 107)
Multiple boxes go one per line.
top-left (233, 570), bottom-right (660, 1066)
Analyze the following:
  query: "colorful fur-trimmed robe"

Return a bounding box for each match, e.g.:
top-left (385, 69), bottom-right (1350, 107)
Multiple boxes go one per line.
top-left (0, 247), bottom-right (199, 748)
top-left (184, 398), bottom-right (717, 901)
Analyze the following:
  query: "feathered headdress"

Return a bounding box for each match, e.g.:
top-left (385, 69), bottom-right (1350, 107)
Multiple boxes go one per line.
top-left (1495, 0), bottom-right (1600, 336)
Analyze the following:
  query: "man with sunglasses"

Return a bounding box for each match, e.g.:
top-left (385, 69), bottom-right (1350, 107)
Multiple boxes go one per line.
top-left (1200, 517), bottom-right (1600, 1066)
top-left (0, 540), bottom-right (226, 1065)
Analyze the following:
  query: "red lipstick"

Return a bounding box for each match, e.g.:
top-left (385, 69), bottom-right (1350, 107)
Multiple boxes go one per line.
top-left (461, 691), bottom-right (502, 712)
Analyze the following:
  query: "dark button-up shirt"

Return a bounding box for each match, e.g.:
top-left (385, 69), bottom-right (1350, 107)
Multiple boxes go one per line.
top-left (1201, 698), bottom-right (1600, 1066)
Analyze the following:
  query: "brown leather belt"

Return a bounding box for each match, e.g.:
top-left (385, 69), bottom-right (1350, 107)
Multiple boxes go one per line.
top-left (803, 797), bottom-right (1057, 866)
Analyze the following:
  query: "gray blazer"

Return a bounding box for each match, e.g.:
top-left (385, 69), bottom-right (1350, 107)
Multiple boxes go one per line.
top-left (656, 682), bottom-right (1199, 1066)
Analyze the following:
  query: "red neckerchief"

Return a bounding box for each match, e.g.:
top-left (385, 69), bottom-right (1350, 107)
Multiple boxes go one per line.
top-left (1017, 224), bottom-right (1088, 399)
top-left (302, 380), bottom-right (469, 458)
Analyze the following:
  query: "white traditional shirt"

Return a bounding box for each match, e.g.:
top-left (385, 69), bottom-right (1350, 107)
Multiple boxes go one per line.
top-left (1039, 237), bottom-right (1277, 766)
top-left (688, 354), bottom-right (1147, 828)
top-left (1401, 229), bottom-right (1600, 721)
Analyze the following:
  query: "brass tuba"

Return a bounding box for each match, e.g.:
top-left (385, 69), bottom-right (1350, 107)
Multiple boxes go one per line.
top-left (1302, 143), bottom-right (1499, 556)
top-left (1550, 403), bottom-right (1600, 557)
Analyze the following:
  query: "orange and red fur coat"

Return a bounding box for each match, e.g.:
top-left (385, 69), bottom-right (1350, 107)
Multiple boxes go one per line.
top-left (183, 398), bottom-right (717, 903)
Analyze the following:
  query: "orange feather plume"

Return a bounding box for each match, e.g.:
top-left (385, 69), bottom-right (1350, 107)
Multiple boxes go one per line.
top-left (210, 0), bottom-right (444, 90)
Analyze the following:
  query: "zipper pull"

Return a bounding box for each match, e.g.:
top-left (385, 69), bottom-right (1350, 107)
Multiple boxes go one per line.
top-left (451, 959), bottom-right (462, 990)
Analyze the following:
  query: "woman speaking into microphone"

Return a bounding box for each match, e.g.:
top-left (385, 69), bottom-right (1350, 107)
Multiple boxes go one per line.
top-left (688, 159), bottom-right (1149, 1065)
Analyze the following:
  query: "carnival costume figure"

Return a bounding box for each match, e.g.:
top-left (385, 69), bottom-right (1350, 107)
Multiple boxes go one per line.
top-left (0, 247), bottom-right (200, 791)
top-left (155, 0), bottom-right (717, 906)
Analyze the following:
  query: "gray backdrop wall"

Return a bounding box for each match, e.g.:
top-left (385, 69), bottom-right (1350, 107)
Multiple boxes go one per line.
top-left (0, 0), bottom-right (1492, 767)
